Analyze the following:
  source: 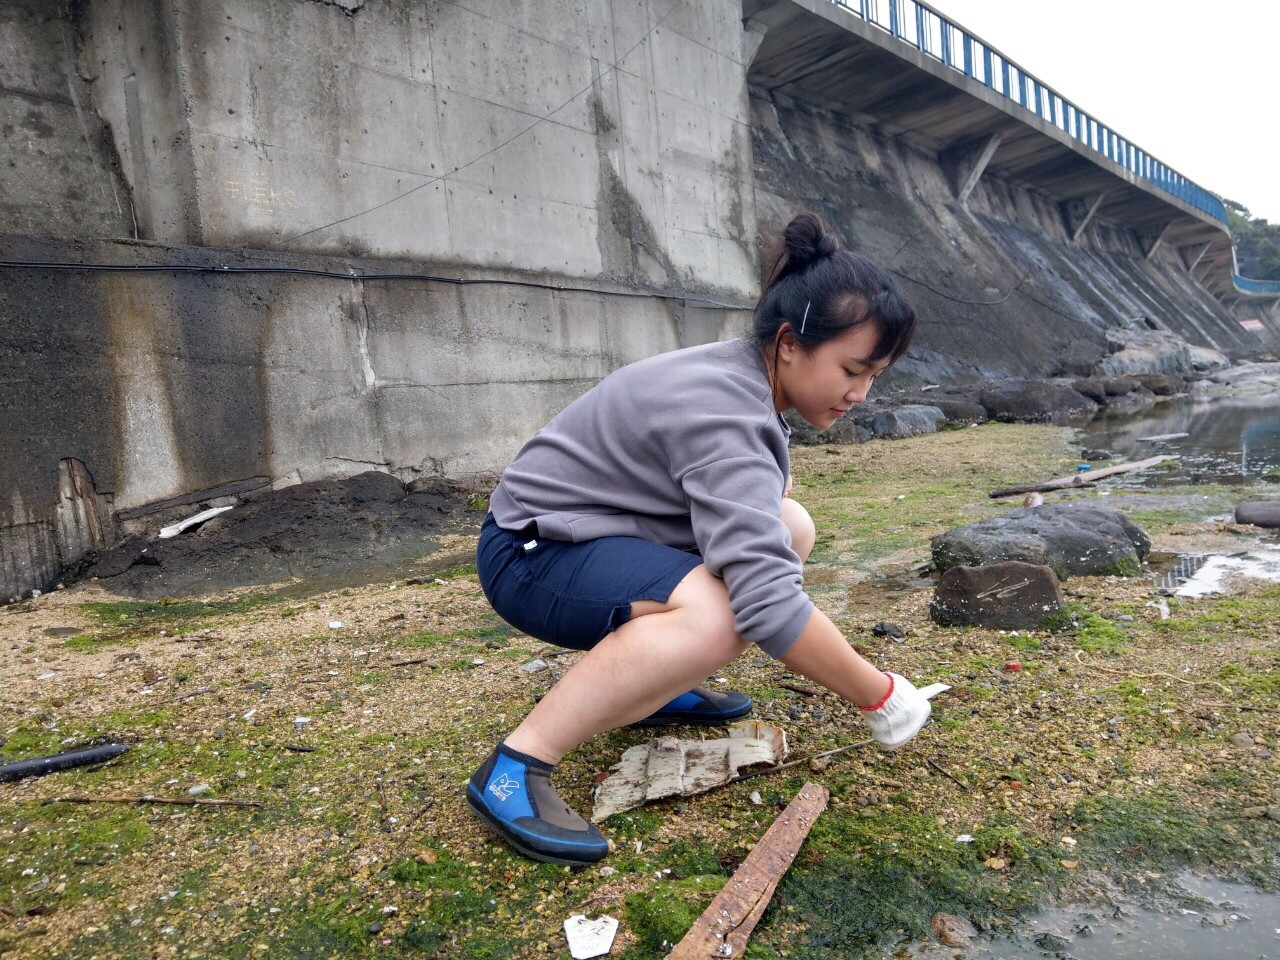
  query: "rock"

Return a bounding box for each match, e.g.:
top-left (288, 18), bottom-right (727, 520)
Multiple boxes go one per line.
top-left (1236, 502), bottom-right (1280, 528)
top-left (1100, 377), bottom-right (1142, 397)
top-left (367, 922), bottom-right (383, 934)
top-left (978, 380), bottom-right (1098, 426)
top-left (519, 658), bottom-right (550, 674)
top-left (1192, 361), bottom-right (1280, 399)
top-left (1187, 345), bottom-right (1230, 374)
top-left (189, 783), bottom-right (212, 796)
top-left (1100, 388), bottom-right (1157, 416)
top-left (1081, 449), bottom-right (1112, 461)
top-left (1241, 806), bottom-right (1268, 819)
top-left (931, 503), bottom-right (1150, 579)
top-left (785, 410), bottom-right (872, 445)
top-left (1070, 378), bottom-right (1107, 402)
top-left (1134, 373), bottom-right (1187, 396)
top-left (931, 913), bottom-right (977, 948)
top-left (930, 561), bottom-right (1064, 629)
top-left (902, 396), bottom-right (988, 425)
top-left (861, 404), bottom-right (947, 439)
top-left (872, 621), bottom-right (904, 638)
top-left (1230, 732), bottom-right (1256, 749)
top-left (791, 402), bottom-right (947, 444)
top-left (1097, 323), bottom-right (1196, 378)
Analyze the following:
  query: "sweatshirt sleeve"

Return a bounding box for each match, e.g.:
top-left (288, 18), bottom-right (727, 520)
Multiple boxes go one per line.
top-left (680, 455), bottom-right (815, 659)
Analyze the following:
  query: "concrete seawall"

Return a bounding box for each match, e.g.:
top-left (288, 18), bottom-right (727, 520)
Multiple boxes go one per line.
top-left (1, 0), bottom-right (1275, 600)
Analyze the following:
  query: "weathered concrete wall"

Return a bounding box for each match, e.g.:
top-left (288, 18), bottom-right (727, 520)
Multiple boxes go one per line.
top-left (750, 88), bottom-right (1277, 389)
top-left (0, 235), bottom-right (750, 600)
top-left (4, 0), bottom-right (1277, 602)
top-left (1, 0), bottom-right (762, 599)
top-left (74, 0), bottom-right (759, 292)
top-left (0, 0), bottom-right (131, 237)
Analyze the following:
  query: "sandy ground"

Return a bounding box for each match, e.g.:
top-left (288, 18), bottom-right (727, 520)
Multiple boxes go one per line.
top-left (1, 423), bottom-right (1277, 959)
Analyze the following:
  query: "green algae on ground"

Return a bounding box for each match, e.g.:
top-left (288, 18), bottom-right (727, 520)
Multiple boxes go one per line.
top-left (4, 422), bottom-right (1279, 960)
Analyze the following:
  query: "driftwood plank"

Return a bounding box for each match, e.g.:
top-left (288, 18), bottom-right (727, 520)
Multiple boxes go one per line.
top-left (115, 476), bottom-right (270, 521)
top-left (989, 455), bottom-right (1176, 498)
top-left (666, 781), bottom-right (828, 960)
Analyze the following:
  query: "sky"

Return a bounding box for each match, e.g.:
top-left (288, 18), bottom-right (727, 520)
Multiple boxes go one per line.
top-left (927, 1), bottom-right (1280, 224)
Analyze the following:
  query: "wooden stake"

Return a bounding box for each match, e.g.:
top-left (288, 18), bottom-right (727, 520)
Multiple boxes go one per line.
top-left (665, 781), bottom-right (828, 960)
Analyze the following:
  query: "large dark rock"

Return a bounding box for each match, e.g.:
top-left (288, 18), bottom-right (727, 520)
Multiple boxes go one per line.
top-left (1099, 377), bottom-right (1142, 397)
top-left (900, 396), bottom-right (989, 425)
top-left (786, 402), bottom-right (945, 444)
top-left (848, 404), bottom-right (946, 439)
top-left (931, 503), bottom-right (1150, 579)
top-left (1070, 378), bottom-right (1107, 403)
top-left (930, 561), bottom-right (1064, 629)
top-left (1236, 502), bottom-right (1280, 528)
top-left (978, 380), bottom-right (1098, 426)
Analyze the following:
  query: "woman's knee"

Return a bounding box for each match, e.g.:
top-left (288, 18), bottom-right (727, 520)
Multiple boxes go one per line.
top-left (781, 497), bottom-right (816, 563)
top-left (631, 565), bottom-right (743, 652)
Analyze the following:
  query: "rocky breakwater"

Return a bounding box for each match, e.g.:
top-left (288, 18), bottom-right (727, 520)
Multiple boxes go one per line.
top-left (928, 503), bottom-right (1151, 629)
top-left (789, 322), bottom-right (1243, 446)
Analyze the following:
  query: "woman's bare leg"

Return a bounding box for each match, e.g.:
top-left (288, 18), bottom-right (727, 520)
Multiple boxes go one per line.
top-left (503, 565), bottom-right (747, 764)
top-left (504, 497), bottom-right (820, 766)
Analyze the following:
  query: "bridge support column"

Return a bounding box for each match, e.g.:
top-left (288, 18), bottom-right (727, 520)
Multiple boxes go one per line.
top-left (1061, 192), bottom-right (1106, 243)
top-left (1138, 222), bottom-right (1174, 261)
top-left (1179, 242), bottom-right (1212, 272)
top-left (942, 133), bottom-right (1002, 207)
top-left (742, 17), bottom-right (769, 67)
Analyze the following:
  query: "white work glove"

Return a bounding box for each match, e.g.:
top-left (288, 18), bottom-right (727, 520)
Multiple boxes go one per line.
top-left (860, 672), bottom-right (931, 750)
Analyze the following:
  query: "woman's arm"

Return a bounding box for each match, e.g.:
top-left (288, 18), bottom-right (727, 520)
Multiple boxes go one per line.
top-left (780, 607), bottom-right (890, 705)
top-left (780, 607), bottom-right (932, 750)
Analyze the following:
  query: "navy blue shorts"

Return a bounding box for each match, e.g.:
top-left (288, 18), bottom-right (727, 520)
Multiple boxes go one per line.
top-left (476, 513), bottom-right (703, 651)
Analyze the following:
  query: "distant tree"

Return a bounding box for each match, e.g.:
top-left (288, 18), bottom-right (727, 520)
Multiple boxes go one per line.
top-left (1230, 208), bottom-right (1280, 282)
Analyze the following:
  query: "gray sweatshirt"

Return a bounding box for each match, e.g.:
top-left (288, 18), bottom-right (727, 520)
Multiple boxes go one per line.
top-left (489, 338), bottom-right (814, 658)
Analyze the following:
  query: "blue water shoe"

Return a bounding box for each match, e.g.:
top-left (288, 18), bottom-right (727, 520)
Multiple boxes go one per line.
top-left (632, 685), bottom-right (753, 727)
top-left (466, 741), bottom-right (609, 865)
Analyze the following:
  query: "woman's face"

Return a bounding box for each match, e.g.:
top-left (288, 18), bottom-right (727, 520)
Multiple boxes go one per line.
top-left (773, 321), bottom-right (891, 428)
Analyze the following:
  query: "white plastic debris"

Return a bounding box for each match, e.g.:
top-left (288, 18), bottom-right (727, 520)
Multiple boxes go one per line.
top-left (563, 914), bottom-right (618, 960)
top-left (955, 834), bottom-right (975, 843)
top-left (293, 717), bottom-right (311, 729)
top-left (158, 506), bottom-right (234, 539)
top-left (328, 621), bottom-right (344, 630)
top-left (519, 658), bottom-right (549, 673)
top-left (749, 791), bottom-right (763, 806)
top-left (918, 683), bottom-right (952, 700)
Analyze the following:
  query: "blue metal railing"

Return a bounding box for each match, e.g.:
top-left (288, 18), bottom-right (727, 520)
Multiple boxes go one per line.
top-left (827, 0), bottom-right (1280, 299)
top-left (829, 0), bottom-right (1228, 224)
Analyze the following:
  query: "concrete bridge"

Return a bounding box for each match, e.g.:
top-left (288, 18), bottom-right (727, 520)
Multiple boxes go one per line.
top-left (746, 0), bottom-right (1278, 305)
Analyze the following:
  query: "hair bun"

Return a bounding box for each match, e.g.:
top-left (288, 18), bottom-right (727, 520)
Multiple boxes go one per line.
top-left (783, 211), bottom-right (843, 267)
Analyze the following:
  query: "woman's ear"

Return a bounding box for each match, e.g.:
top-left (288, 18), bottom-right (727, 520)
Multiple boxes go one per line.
top-left (775, 323), bottom-right (798, 362)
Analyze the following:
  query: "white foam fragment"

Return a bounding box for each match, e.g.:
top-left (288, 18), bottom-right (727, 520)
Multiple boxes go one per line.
top-left (564, 914), bottom-right (619, 959)
top-left (158, 506), bottom-right (234, 539)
